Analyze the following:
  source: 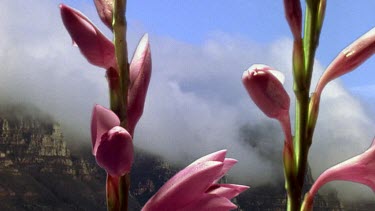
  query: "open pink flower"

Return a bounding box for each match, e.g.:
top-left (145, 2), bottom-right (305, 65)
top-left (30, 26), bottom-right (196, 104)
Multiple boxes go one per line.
top-left (315, 27), bottom-right (375, 97)
top-left (302, 137), bottom-right (375, 210)
top-left (242, 64), bottom-right (293, 148)
top-left (91, 104), bottom-right (133, 177)
top-left (60, 4), bottom-right (115, 69)
top-left (94, 0), bottom-right (114, 30)
top-left (142, 150), bottom-right (249, 211)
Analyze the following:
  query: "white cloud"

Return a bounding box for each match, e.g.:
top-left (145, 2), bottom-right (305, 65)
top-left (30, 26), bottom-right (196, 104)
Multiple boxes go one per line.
top-left (1, 0), bottom-right (374, 202)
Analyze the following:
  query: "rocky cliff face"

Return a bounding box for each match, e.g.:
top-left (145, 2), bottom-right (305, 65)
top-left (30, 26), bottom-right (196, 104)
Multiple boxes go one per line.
top-left (0, 104), bottom-right (370, 210)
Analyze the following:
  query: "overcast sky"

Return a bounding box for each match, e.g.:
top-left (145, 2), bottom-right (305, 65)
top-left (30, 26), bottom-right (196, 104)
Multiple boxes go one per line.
top-left (1, 0), bottom-right (375, 202)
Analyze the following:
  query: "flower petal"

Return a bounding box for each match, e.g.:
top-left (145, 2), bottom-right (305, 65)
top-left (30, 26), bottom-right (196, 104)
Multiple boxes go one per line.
top-left (283, 0), bottom-right (302, 39)
top-left (179, 194), bottom-right (237, 211)
top-left (91, 104), bottom-right (120, 155)
top-left (60, 4), bottom-right (115, 69)
top-left (206, 184), bottom-right (249, 199)
top-left (316, 27), bottom-right (375, 96)
top-left (95, 126), bottom-right (133, 177)
top-left (142, 161), bottom-right (223, 210)
top-left (127, 34), bottom-right (152, 135)
top-left (306, 138), bottom-right (375, 205)
top-left (242, 64), bottom-right (290, 119)
top-left (213, 158), bottom-right (238, 183)
top-left (188, 149), bottom-right (227, 167)
top-left (94, 0), bottom-right (114, 30)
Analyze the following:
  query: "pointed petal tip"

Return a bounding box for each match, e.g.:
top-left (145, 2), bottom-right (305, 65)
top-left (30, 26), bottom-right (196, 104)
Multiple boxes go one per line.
top-left (142, 33), bottom-right (149, 42)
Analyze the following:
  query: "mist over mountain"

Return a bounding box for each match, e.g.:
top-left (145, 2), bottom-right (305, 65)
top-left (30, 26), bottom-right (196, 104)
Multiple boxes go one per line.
top-left (1, 104), bottom-right (375, 210)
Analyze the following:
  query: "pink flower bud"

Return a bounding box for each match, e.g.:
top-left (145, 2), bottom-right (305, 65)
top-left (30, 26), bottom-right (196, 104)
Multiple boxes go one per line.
top-left (91, 105), bottom-right (133, 177)
top-left (242, 64), bottom-right (293, 149)
top-left (283, 0), bottom-right (302, 39)
top-left (96, 126), bottom-right (133, 177)
top-left (94, 0), bottom-right (114, 30)
top-left (142, 150), bottom-right (249, 211)
top-left (305, 138), bottom-right (375, 207)
top-left (91, 104), bottom-right (120, 155)
top-left (242, 64), bottom-right (290, 120)
top-left (60, 4), bottom-right (115, 69)
top-left (127, 34), bottom-right (152, 135)
top-left (316, 27), bottom-right (375, 96)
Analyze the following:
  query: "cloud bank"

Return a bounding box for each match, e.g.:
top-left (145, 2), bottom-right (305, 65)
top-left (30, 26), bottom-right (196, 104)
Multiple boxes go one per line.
top-left (0, 0), bottom-right (374, 202)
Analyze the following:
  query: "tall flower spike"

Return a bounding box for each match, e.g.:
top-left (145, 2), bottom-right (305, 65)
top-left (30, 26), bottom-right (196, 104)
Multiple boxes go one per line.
top-left (302, 137), bottom-right (375, 211)
top-left (283, 0), bottom-right (302, 39)
top-left (142, 150), bottom-right (249, 211)
top-left (127, 34), bottom-right (152, 136)
top-left (91, 105), bottom-right (133, 177)
top-left (60, 4), bottom-right (115, 69)
top-left (315, 27), bottom-right (375, 97)
top-left (94, 0), bottom-right (114, 30)
top-left (242, 64), bottom-right (293, 148)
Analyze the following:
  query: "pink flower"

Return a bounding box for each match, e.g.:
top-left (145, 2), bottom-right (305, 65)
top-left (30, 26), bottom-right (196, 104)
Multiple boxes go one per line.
top-left (315, 27), bottom-right (375, 97)
top-left (242, 64), bottom-right (293, 148)
top-left (127, 34), bottom-right (152, 136)
top-left (302, 137), bottom-right (375, 210)
top-left (283, 0), bottom-right (302, 39)
top-left (142, 150), bottom-right (249, 211)
top-left (91, 104), bottom-right (133, 177)
top-left (94, 0), bottom-right (114, 30)
top-left (60, 4), bottom-right (115, 69)
top-left (242, 64), bottom-right (289, 120)
top-left (60, 3), bottom-right (151, 135)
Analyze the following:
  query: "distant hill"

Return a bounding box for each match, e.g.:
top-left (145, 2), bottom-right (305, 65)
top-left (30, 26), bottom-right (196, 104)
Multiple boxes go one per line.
top-left (1, 104), bottom-right (373, 210)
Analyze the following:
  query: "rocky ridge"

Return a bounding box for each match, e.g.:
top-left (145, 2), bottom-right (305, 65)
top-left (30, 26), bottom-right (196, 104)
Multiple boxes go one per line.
top-left (0, 104), bottom-right (371, 210)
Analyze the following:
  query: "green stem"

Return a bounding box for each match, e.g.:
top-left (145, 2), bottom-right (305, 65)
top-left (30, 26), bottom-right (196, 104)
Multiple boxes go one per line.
top-left (107, 174), bottom-right (120, 211)
top-left (113, 0), bottom-right (130, 127)
top-left (107, 67), bottom-right (121, 113)
top-left (119, 174), bottom-right (131, 211)
top-left (112, 1), bottom-right (131, 211)
top-left (286, 1), bottom-right (325, 210)
top-left (303, 0), bottom-right (320, 89)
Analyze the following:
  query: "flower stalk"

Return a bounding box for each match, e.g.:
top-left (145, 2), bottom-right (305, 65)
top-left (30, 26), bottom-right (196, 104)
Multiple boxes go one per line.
top-left (113, 0), bottom-right (129, 127)
top-left (112, 1), bottom-right (130, 211)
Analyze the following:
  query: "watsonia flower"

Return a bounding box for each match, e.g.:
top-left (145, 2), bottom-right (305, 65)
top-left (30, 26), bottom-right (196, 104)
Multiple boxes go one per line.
top-left (142, 150), bottom-right (249, 211)
top-left (315, 27), bottom-right (375, 97)
top-left (60, 4), bottom-right (152, 136)
top-left (94, 0), bottom-right (114, 30)
top-left (242, 64), bottom-right (292, 148)
top-left (60, 4), bottom-right (115, 69)
top-left (91, 104), bottom-right (133, 177)
top-left (302, 137), bottom-right (375, 211)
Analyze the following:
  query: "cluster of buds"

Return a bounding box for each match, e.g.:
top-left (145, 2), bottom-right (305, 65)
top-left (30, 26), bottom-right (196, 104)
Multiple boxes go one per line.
top-left (60, 3), bottom-right (151, 177)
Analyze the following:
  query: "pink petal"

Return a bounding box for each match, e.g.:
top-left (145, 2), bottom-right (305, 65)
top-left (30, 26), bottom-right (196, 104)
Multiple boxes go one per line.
top-left (127, 34), bottom-right (152, 135)
top-left (283, 0), bottom-right (302, 39)
top-left (142, 161), bottom-right (223, 210)
top-left (206, 184), bottom-right (249, 199)
top-left (316, 27), bottom-right (375, 96)
top-left (308, 138), bottom-right (375, 199)
top-left (242, 64), bottom-right (290, 119)
top-left (95, 126), bottom-right (133, 177)
top-left (179, 194), bottom-right (237, 211)
top-left (93, 0), bottom-right (114, 30)
top-left (213, 158), bottom-right (238, 183)
top-left (60, 4), bottom-right (115, 69)
top-left (91, 105), bottom-right (120, 155)
top-left (188, 150), bottom-right (227, 167)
